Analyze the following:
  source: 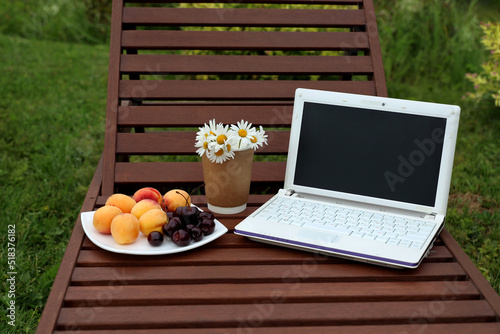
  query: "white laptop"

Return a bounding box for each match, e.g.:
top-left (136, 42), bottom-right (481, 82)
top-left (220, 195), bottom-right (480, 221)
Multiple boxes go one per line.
top-left (234, 88), bottom-right (460, 269)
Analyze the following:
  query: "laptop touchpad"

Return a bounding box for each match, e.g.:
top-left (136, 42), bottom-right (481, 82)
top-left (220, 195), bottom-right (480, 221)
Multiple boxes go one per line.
top-left (296, 229), bottom-right (340, 244)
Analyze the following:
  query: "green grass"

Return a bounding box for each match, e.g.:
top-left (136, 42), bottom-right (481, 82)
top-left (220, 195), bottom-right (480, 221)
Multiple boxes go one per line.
top-left (0, 35), bottom-right (109, 333)
top-left (0, 0), bottom-right (499, 333)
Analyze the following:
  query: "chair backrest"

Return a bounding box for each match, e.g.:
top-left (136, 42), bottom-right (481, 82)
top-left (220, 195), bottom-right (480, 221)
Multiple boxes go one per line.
top-left (102, 0), bottom-right (387, 197)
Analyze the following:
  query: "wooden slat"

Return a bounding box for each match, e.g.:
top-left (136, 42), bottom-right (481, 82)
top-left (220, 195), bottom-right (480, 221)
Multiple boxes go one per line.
top-left (125, 0), bottom-right (364, 5)
top-left (53, 323), bottom-right (500, 334)
top-left (64, 281), bottom-right (479, 306)
top-left (116, 131), bottom-right (289, 155)
top-left (123, 7), bottom-right (366, 27)
top-left (71, 262), bottom-right (466, 286)
top-left (57, 300), bottom-right (496, 329)
top-left (114, 161), bottom-right (285, 184)
top-left (121, 30), bottom-right (370, 50)
top-left (440, 229), bottom-right (500, 317)
top-left (95, 194), bottom-right (274, 207)
top-left (75, 245), bottom-right (453, 267)
top-left (362, 0), bottom-right (387, 97)
top-left (118, 80), bottom-right (377, 100)
top-left (102, 0), bottom-right (125, 196)
top-left (120, 55), bottom-right (374, 75)
top-left (117, 105), bottom-right (294, 127)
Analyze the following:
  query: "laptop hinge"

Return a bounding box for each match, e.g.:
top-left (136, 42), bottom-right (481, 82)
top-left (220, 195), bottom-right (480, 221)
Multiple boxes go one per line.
top-left (425, 212), bottom-right (438, 220)
top-left (285, 189), bottom-right (296, 196)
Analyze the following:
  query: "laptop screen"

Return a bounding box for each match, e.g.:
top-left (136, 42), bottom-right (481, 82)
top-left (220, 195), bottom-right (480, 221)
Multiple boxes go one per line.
top-left (294, 102), bottom-right (447, 207)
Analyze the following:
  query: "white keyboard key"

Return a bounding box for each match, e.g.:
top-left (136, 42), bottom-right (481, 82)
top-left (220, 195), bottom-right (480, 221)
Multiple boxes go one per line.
top-left (415, 230), bottom-right (431, 238)
top-left (361, 212), bottom-right (373, 219)
top-left (256, 211), bottom-right (272, 218)
top-left (315, 205), bottom-right (327, 212)
top-left (350, 210), bottom-right (362, 217)
top-left (268, 215), bottom-right (280, 222)
top-left (406, 220), bottom-right (420, 227)
top-left (410, 242), bottom-right (423, 249)
top-left (401, 234), bottom-right (427, 243)
top-left (394, 218), bottom-right (406, 224)
top-left (321, 225), bottom-right (351, 236)
top-left (322, 217), bottom-right (335, 224)
top-left (336, 213), bottom-right (348, 220)
top-left (351, 231), bottom-right (365, 238)
top-left (315, 220), bottom-right (329, 226)
top-left (387, 238), bottom-right (401, 245)
top-left (419, 227), bottom-right (433, 234)
top-left (394, 228), bottom-right (407, 235)
top-left (375, 235), bottom-right (389, 243)
top-left (399, 240), bottom-right (412, 248)
top-left (359, 228), bottom-right (373, 234)
top-left (362, 233), bottom-right (377, 240)
top-left (279, 218), bottom-right (291, 224)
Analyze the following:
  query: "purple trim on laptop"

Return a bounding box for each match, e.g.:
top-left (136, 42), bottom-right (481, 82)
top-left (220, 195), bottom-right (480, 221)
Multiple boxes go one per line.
top-left (235, 229), bottom-right (421, 268)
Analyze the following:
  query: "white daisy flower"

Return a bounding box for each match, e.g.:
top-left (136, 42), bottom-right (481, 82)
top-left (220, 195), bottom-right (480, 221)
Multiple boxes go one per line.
top-left (249, 125), bottom-right (268, 150)
top-left (195, 119), bottom-right (268, 163)
top-left (209, 122), bottom-right (230, 153)
top-left (206, 145), bottom-right (232, 164)
top-left (195, 136), bottom-right (210, 157)
top-left (230, 119), bottom-right (257, 149)
top-left (196, 122), bottom-right (212, 142)
top-left (208, 118), bottom-right (218, 137)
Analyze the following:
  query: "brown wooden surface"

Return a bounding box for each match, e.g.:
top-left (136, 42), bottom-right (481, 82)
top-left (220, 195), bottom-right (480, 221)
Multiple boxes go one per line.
top-left (37, 0), bottom-right (499, 333)
top-left (122, 7), bottom-right (366, 27)
top-left (120, 55), bottom-right (374, 75)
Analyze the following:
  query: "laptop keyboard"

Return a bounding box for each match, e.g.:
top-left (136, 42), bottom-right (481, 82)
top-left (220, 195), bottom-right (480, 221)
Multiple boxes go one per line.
top-left (254, 196), bottom-right (436, 249)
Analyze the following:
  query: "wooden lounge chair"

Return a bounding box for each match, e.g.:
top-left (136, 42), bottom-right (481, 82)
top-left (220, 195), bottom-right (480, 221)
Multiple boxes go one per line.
top-left (37, 0), bottom-right (500, 332)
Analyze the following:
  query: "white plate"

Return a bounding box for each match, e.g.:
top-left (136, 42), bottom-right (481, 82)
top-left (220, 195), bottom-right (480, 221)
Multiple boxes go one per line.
top-left (81, 209), bottom-right (228, 255)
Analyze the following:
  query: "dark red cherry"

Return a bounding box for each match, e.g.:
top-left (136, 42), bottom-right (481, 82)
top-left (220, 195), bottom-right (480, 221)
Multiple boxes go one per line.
top-left (147, 231), bottom-right (164, 246)
top-left (174, 206), bottom-right (184, 217)
top-left (198, 211), bottom-right (215, 222)
top-left (162, 217), bottom-right (183, 238)
top-left (180, 205), bottom-right (200, 226)
top-left (200, 219), bottom-right (215, 236)
top-left (172, 229), bottom-right (192, 246)
top-left (190, 227), bottom-right (203, 242)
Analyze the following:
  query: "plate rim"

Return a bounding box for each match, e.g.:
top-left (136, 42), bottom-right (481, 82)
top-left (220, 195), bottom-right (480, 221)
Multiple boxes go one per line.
top-left (81, 210), bottom-right (228, 255)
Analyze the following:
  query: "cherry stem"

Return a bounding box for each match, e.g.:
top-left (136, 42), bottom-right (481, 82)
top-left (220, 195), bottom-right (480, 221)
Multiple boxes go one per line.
top-left (176, 190), bottom-right (190, 207)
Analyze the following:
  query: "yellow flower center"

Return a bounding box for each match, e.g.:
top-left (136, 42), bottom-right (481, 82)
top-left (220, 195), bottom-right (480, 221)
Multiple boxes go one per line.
top-left (215, 149), bottom-right (224, 156)
top-left (250, 136), bottom-right (258, 143)
top-left (216, 134), bottom-right (227, 145)
top-left (238, 129), bottom-right (248, 137)
top-left (203, 142), bottom-right (209, 149)
top-left (204, 133), bottom-right (209, 138)
top-left (209, 131), bottom-right (216, 136)
top-left (226, 144), bottom-right (231, 152)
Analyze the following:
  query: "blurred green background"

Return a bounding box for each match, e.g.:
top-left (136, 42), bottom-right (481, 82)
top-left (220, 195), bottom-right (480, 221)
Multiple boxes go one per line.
top-left (0, 0), bottom-right (499, 332)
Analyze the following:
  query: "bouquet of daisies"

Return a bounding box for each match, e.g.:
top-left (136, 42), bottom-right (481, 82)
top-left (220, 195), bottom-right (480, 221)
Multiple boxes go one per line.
top-left (195, 119), bottom-right (268, 164)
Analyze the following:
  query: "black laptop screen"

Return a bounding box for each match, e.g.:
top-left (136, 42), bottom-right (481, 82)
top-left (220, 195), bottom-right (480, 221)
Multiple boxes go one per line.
top-left (293, 102), bottom-right (447, 207)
